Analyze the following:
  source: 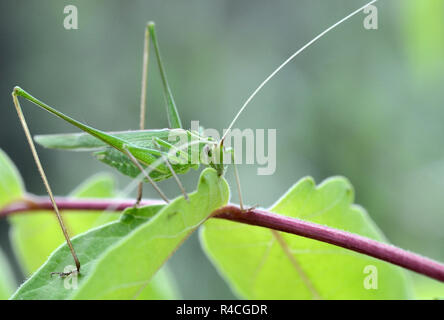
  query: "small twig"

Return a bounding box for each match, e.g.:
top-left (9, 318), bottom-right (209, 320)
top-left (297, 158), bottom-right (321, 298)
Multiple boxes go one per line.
top-left (1, 196), bottom-right (444, 283)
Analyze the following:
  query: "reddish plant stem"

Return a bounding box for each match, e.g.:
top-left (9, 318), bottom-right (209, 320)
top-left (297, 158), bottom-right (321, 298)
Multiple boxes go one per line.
top-left (0, 195), bottom-right (164, 216)
top-left (214, 206), bottom-right (444, 282)
top-left (2, 196), bottom-right (444, 283)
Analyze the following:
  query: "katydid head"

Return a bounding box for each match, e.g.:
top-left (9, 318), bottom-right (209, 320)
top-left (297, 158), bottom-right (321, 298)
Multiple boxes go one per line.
top-left (206, 143), bottom-right (226, 177)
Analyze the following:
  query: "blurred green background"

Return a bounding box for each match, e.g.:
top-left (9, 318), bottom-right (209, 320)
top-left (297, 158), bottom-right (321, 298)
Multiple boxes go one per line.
top-left (1, 0), bottom-right (444, 298)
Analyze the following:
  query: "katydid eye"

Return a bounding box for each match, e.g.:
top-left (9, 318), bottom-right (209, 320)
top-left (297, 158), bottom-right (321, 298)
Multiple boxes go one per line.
top-left (203, 145), bottom-right (211, 157)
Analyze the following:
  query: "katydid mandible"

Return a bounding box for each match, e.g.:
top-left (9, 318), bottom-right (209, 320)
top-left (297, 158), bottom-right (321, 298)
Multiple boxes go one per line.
top-left (11, 0), bottom-right (377, 277)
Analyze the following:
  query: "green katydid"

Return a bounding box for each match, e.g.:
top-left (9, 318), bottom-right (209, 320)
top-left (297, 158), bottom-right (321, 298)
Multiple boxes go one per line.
top-left (12, 21), bottom-right (239, 277)
top-left (11, 1), bottom-right (377, 277)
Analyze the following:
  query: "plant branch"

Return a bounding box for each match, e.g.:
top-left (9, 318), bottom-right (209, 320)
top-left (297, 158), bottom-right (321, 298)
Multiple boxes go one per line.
top-left (2, 196), bottom-right (444, 283)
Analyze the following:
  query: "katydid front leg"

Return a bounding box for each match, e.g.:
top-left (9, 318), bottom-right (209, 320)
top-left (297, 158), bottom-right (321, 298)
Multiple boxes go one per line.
top-left (231, 150), bottom-right (244, 211)
top-left (122, 146), bottom-right (170, 203)
top-left (152, 138), bottom-right (189, 201)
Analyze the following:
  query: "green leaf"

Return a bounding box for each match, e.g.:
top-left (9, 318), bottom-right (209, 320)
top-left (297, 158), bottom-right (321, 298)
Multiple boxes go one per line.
top-left (12, 168), bottom-right (229, 299)
top-left (9, 173), bottom-right (120, 274)
top-left (136, 265), bottom-right (181, 300)
top-left (0, 248), bottom-right (16, 299)
top-left (0, 149), bottom-right (23, 299)
top-left (413, 275), bottom-right (444, 299)
top-left (200, 176), bottom-right (414, 299)
top-left (0, 147), bottom-right (179, 299)
top-left (0, 149), bottom-right (24, 209)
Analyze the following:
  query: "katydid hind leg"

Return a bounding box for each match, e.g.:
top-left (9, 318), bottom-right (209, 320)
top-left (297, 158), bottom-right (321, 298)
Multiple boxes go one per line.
top-left (147, 22), bottom-right (182, 129)
top-left (136, 24), bottom-right (151, 206)
top-left (12, 91), bottom-right (81, 276)
top-left (13, 87), bottom-right (170, 175)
